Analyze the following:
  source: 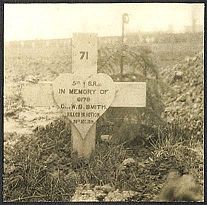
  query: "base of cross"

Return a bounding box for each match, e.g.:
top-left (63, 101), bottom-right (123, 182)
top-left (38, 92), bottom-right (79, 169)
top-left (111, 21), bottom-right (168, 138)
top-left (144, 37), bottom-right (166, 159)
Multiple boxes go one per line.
top-left (71, 124), bottom-right (96, 158)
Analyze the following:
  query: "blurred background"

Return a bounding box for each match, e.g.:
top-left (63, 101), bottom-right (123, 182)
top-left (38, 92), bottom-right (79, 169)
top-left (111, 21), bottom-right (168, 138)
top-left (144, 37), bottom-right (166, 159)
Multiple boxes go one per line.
top-left (4, 3), bottom-right (204, 42)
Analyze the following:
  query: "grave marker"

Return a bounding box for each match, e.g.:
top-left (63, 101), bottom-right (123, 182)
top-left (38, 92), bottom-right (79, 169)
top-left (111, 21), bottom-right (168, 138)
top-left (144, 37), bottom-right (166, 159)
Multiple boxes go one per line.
top-left (21, 33), bottom-right (146, 158)
top-left (52, 73), bottom-right (115, 139)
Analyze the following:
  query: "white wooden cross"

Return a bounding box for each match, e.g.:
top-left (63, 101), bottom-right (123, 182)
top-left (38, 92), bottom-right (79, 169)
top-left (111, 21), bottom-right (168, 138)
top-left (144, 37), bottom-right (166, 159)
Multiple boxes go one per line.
top-left (22, 33), bottom-right (146, 158)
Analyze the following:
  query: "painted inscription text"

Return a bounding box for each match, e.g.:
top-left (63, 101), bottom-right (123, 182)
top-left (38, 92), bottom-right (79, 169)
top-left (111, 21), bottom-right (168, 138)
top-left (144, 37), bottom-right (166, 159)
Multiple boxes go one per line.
top-left (53, 73), bottom-right (115, 138)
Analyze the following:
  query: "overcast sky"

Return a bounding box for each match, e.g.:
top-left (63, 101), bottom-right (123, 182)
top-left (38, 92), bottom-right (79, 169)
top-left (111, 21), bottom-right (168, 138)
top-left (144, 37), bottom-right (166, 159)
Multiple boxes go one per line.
top-left (4, 3), bottom-right (204, 42)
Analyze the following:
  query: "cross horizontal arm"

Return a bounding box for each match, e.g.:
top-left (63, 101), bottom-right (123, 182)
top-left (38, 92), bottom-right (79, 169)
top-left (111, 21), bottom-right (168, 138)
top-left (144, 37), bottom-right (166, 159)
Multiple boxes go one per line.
top-left (111, 82), bottom-right (146, 107)
top-left (21, 81), bottom-right (146, 108)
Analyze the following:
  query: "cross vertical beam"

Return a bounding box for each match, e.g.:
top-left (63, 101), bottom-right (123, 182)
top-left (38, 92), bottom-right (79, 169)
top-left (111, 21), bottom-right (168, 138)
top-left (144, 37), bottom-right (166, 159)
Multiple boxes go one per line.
top-left (71, 33), bottom-right (98, 158)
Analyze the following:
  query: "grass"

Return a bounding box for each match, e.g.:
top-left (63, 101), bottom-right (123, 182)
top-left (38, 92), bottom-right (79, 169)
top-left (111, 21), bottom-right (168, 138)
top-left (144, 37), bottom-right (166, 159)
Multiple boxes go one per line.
top-left (3, 118), bottom-right (203, 202)
top-left (149, 123), bottom-right (203, 192)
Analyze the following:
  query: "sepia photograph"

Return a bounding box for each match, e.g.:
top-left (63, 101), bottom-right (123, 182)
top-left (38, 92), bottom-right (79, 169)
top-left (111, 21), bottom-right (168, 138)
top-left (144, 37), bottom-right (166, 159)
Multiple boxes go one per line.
top-left (3, 2), bottom-right (204, 202)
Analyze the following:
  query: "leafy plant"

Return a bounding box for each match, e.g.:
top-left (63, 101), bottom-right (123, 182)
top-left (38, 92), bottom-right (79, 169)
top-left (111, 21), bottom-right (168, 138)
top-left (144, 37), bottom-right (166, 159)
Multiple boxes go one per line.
top-left (97, 42), bottom-right (165, 144)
